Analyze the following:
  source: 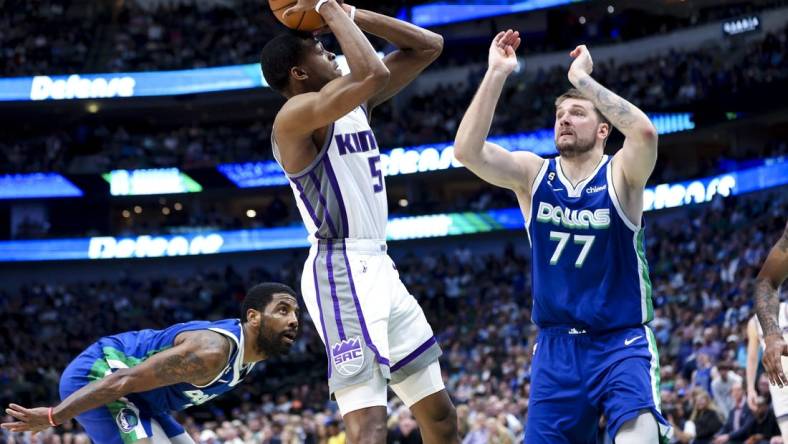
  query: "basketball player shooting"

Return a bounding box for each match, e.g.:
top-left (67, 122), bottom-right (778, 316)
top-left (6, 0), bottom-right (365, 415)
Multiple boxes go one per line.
top-left (750, 221), bottom-right (788, 439)
top-left (453, 31), bottom-right (669, 443)
top-left (260, 1), bottom-right (458, 443)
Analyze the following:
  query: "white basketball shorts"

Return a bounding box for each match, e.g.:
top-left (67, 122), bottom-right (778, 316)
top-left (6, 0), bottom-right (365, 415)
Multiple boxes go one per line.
top-left (300, 239), bottom-right (442, 398)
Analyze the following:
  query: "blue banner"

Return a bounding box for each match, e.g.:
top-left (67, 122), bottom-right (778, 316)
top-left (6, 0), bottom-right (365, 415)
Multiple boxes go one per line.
top-left (410, 0), bottom-right (587, 27)
top-left (0, 173), bottom-right (83, 199)
top-left (219, 113), bottom-right (695, 188)
top-left (643, 159), bottom-right (787, 211)
top-left (0, 54), bottom-right (375, 102)
top-left (1, 159), bottom-right (785, 262)
top-left (0, 212), bottom-right (496, 262)
top-left (0, 64), bottom-right (265, 102)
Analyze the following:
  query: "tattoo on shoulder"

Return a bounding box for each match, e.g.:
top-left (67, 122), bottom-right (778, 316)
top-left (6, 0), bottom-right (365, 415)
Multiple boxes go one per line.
top-left (195, 330), bottom-right (232, 350)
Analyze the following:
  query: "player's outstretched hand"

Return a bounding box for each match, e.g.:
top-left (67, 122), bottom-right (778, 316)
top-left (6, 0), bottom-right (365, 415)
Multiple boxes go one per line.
top-left (763, 334), bottom-right (788, 388)
top-left (2, 404), bottom-right (52, 434)
top-left (488, 29), bottom-right (521, 75)
top-left (568, 44), bottom-right (593, 82)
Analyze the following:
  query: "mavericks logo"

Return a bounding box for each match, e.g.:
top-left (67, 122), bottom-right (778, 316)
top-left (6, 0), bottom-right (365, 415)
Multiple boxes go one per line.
top-left (536, 202), bottom-right (610, 229)
top-left (332, 337), bottom-right (364, 376)
top-left (115, 408), bottom-right (139, 433)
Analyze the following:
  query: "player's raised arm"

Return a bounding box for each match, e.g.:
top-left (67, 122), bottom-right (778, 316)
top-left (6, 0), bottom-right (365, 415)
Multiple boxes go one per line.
top-left (453, 30), bottom-right (543, 193)
top-left (274, 0), bottom-right (389, 139)
top-left (342, 3), bottom-right (443, 111)
top-left (755, 222), bottom-right (788, 388)
top-left (566, 45), bottom-right (658, 190)
top-left (2, 331), bottom-right (229, 434)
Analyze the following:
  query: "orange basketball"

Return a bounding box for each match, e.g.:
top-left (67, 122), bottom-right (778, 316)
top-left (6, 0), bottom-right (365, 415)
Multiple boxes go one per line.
top-left (269, 0), bottom-right (326, 32)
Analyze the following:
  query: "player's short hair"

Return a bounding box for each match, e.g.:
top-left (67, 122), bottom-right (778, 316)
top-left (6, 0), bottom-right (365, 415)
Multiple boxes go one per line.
top-left (555, 88), bottom-right (611, 129)
top-left (260, 32), bottom-right (314, 94)
top-left (242, 282), bottom-right (298, 322)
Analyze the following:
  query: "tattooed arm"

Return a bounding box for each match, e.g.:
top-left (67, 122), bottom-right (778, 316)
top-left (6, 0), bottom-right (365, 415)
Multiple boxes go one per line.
top-left (2, 330), bottom-right (230, 434)
top-left (567, 45), bottom-right (657, 196)
top-left (755, 222), bottom-right (788, 388)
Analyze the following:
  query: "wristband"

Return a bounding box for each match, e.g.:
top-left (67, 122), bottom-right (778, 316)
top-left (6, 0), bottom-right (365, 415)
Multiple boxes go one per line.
top-left (48, 407), bottom-right (57, 427)
top-left (315, 0), bottom-right (330, 13)
top-left (349, 5), bottom-right (356, 21)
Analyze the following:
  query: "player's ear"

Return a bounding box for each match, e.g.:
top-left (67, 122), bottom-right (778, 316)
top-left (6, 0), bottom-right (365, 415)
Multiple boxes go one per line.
top-left (245, 308), bottom-right (262, 327)
top-left (597, 121), bottom-right (610, 141)
top-left (290, 66), bottom-right (308, 81)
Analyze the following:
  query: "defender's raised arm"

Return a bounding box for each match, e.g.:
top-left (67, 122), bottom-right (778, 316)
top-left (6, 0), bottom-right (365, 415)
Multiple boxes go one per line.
top-left (453, 30), bottom-right (543, 193)
top-left (567, 44), bottom-right (658, 190)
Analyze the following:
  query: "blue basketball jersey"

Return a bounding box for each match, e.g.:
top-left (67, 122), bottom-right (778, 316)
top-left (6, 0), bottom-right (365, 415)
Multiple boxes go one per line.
top-left (86, 319), bottom-right (254, 414)
top-left (526, 155), bottom-right (654, 332)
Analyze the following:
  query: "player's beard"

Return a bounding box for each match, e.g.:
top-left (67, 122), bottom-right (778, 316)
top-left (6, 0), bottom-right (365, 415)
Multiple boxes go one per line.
top-left (255, 321), bottom-right (293, 357)
top-left (555, 134), bottom-right (596, 158)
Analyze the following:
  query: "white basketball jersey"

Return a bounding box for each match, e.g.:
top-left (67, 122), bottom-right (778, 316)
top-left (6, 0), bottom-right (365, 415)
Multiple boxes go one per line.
top-left (273, 106), bottom-right (388, 242)
top-left (755, 302), bottom-right (788, 349)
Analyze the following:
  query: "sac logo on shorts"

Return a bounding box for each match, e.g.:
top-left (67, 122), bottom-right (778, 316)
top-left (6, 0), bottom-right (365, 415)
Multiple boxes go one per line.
top-left (332, 336), bottom-right (364, 376)
top-left (115, 408), bottom-right (139, 433)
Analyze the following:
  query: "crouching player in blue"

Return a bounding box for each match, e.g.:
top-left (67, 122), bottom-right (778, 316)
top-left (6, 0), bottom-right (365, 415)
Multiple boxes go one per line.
top-left (453, 30), bottom-right (670, 443)
top-left (2, 282), bottom-right (300, 444)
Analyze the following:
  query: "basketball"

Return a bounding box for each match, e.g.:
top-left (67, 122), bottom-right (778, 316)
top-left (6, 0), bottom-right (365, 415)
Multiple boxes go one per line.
top-left (269, 0), bottom-right (325, 32)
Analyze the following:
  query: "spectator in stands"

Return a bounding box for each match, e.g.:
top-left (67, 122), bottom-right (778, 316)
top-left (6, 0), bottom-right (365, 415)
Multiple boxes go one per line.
top-left (460, 413), bottom-right (488, 444)
top-left (680, 390), bottom-right (724, 444)
top-left (694, 353), bottom-right (715, 394)
top-left (388, 406), bottom-right (422, 444)
top-left (720, 395), bottom-right (781, 444)
top-left (714, 382), bottom-right (754, 443)
top-left (326, 419), bottom-right (346, 444)
top-left (713, 361), bottom-right (745, 421)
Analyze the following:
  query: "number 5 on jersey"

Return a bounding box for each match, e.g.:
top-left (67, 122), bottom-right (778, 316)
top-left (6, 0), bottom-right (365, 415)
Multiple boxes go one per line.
top-left (368, 155), bottom-right (383, 193)
top-left (549, 231), bottom-right (595, 268)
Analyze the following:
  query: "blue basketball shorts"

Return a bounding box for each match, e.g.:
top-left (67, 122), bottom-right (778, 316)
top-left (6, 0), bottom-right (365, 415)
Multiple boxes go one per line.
top-left (59, 343), bottom-right (187, 444)
top-left (524, 325), bottom-right (671, 444)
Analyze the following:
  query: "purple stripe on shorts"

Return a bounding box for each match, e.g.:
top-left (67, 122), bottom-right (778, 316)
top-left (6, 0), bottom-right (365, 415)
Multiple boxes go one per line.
top-left (291, 177), bottom-right (323, 238)
top-left (326, 239), bottom-right (346, 341)
top-left (341, 241), bottom-right (390, 366)
top-left (308, 171), bottom-right (338, 238)
top-left (391, 337), bottom-right (437, 372)
top-left (312, 253), bottom-right (332, 379)
top-left (322, 156), bottom-right (349, 236)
